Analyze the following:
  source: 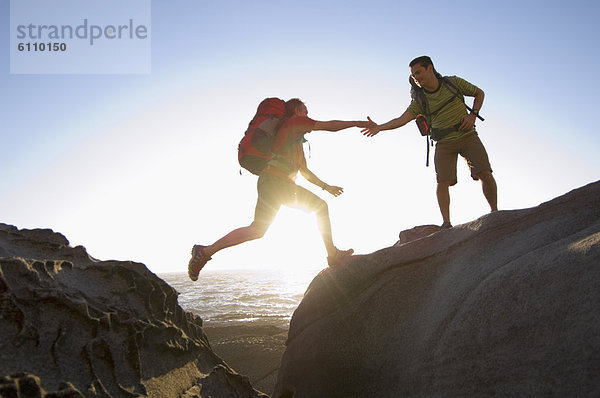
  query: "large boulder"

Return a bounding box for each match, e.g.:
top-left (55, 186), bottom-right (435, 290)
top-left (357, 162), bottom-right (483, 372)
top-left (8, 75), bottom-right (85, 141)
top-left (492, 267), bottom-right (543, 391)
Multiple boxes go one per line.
top-left (0, 224), bottom-right (267, 397)
top-left (274, 181), bottom-right (600, 397)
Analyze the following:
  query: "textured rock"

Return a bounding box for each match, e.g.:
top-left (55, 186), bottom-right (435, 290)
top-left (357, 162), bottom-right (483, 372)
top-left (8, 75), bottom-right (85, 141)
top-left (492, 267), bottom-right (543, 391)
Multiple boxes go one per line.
top-left (274, 181), bottom-right (600, 398)
top-left (0, 224), bottom-right (267, 397)
top-left (396, 224), bottom-right (440, 245)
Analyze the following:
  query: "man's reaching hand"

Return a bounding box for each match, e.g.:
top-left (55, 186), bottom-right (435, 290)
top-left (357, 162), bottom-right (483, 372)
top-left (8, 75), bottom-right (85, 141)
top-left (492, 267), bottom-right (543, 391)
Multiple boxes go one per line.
top-left (324, 184), bottom-right (344, 197)
top-left (361, 116), bottom-right (380, 137)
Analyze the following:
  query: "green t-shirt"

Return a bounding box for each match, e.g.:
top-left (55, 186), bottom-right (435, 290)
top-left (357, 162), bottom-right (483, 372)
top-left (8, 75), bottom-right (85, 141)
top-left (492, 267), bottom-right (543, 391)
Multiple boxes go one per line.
top-left (406, 76), bottom-right (479, 141)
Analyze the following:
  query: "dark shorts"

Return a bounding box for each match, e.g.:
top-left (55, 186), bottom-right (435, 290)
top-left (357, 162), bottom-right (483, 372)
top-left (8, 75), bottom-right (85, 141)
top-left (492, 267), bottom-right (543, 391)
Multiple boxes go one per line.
top-left (253, 173), bottom-right (326, 227)
top-left (434, 132), bottom-right (492, 185)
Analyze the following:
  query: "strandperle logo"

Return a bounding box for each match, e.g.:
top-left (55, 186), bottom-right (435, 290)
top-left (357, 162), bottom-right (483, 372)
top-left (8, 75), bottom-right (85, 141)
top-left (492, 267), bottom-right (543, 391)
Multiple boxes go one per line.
top-left (15, 19), bottom-right (148, 46)
top-left (10, 0), bottom-right (151, 74)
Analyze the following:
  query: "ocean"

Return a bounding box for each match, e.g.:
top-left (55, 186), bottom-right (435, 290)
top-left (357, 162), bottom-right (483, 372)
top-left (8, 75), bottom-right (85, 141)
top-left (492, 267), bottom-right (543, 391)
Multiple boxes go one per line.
top-left (160, 268), bottom-right (320, 328)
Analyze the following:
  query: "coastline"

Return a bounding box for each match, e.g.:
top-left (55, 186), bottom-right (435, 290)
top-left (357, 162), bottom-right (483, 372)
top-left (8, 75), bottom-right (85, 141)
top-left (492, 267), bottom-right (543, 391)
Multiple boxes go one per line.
top-left (159, 270), bottom-right (315, 395)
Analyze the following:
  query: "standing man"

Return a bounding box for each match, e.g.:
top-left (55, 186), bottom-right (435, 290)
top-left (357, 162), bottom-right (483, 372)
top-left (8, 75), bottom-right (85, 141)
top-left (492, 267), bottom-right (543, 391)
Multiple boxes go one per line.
top-left (188, 98), bottom-right (370, 281)
top-left (363, 56), bottom-right (498, 228)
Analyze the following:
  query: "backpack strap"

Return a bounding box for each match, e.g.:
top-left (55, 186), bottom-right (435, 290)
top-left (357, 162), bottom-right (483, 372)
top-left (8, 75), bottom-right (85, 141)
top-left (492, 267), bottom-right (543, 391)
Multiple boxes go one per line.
top-left (410, 76), bottom-right (433, 167)
top-left (441, 76), bottom-right (485, 121)
top-left (409, 76), bottom-right (431, 126)
top-left (411, 75), bottom-right (485, 122)
top-left (429, 95), bottom-right (460, 118)
top-left (426, 134), bottom-right (433, 167)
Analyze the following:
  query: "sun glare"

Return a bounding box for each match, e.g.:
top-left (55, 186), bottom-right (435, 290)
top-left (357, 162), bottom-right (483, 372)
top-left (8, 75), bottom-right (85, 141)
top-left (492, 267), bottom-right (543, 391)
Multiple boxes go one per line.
top-left (260, 207), bottom-right (327, 271)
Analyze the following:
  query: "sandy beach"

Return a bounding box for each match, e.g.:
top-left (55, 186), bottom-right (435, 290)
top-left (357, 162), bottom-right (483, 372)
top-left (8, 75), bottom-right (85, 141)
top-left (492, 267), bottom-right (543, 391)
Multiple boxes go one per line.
top-left (203, 322), bottom-right (289, 395)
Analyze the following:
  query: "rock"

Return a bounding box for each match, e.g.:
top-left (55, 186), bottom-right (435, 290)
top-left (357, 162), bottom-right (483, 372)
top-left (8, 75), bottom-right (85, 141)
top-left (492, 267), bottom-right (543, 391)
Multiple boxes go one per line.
top-left (273, 181), bottom-right (600, 398)
top-left (0, 224), bottom-right (268, 397)
top-left (395, 224), bottom-right (440, 245)
top-left (0, 224), bottom-right (95, 264)
top-left (182, 365), bottom-right (263, 398)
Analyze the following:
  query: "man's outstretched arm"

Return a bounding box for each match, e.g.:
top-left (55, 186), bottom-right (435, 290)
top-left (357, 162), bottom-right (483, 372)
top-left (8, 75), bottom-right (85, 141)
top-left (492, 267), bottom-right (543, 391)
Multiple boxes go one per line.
top-left (362, 110), bottom-right (416, 137)
top-left (313, 120), bottom-right (372, 132)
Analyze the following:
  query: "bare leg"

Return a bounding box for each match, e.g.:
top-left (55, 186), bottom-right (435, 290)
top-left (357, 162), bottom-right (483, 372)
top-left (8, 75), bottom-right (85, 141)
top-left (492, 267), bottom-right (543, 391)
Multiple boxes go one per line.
top-left (204, 204), bottom-right (338, 259)
top-left (203, 222), bottom-right (268, 257)
top-left (436, 181), bottom-right (452, 224)
top-left (477, 170), bottom-right (498, 212)
top-left (313, 201), bottom-right (337, 257)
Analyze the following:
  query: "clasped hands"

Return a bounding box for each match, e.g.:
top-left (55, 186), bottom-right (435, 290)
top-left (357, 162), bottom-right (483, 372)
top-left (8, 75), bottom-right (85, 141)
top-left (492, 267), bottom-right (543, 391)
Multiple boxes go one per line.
top-left (359, 117), bottom-right (380, 137)
top-left (359, 113), bottom-right (476, 137)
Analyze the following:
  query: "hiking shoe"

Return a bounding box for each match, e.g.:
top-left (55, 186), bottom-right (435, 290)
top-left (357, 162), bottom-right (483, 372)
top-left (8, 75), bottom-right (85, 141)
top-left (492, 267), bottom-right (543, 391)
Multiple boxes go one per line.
top-left (188, 245), bottom-right (211, 281)
top-left (440, 221), bottom-right (453, 230)
top-left (327, 248), bottom-right (354, 268)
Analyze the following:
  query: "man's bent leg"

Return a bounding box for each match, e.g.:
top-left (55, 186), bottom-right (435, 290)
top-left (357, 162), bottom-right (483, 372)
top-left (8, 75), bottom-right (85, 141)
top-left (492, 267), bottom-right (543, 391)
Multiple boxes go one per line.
top-left (461, 134), bottom-right (496, 212)
top-left (436, 181), bottom-right (452, 224)
top-left (477, 170), bottom-right (498, 212)
top-left (291, 185), bottom-right (338, 257)
top-left (314, 201), bottom-right (337, 257)
top-left (204, 175), bottom-right (282, 257)
top-left (203, 222), bottom-right (269, 257)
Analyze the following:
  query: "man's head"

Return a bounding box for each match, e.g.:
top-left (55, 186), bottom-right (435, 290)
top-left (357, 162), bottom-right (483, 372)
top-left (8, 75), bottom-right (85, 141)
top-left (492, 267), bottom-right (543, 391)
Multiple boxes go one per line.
top-left (409, 56), bottom-right (435, 71)
top-left (285, 98), bottom-right (308, 117)
top-left (409, 56), bottom-right (438, 89)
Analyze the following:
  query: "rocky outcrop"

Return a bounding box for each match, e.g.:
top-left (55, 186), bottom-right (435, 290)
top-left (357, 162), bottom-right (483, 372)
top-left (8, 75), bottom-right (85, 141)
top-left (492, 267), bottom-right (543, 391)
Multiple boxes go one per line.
top-left (395, 224), bottom-right (440, 245)
top-left (0, 224), bottom-right (267, 397)
top-left (274, 181), bottom-right (600, 397)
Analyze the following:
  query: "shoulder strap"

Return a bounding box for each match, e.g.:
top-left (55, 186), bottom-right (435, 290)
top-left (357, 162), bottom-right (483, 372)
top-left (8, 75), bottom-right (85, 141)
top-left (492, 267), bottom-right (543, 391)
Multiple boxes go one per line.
top-left (441, 76), bottom-right (485, 121)
top-left (440, 76), bottom-right (463, 98)
top-left (409, 76), bottom-right (431, 122)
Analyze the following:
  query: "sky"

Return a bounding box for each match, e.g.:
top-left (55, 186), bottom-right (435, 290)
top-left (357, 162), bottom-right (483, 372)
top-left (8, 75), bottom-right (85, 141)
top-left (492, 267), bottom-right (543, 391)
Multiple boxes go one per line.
top-left (2, 0), bottom-right (599, 275)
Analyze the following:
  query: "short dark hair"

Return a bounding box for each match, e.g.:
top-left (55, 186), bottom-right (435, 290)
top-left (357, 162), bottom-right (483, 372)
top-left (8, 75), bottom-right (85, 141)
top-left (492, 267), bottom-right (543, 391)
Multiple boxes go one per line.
top-left (409, 56), bottom-right (434, 69)
top-left (285, 98), bottom-right (304, 117)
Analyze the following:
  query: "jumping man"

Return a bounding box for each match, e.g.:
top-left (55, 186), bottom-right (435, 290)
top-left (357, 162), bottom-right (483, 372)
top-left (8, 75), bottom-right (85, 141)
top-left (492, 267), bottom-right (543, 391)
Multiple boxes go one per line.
top-left (188, 98), bottom-right (371, 280)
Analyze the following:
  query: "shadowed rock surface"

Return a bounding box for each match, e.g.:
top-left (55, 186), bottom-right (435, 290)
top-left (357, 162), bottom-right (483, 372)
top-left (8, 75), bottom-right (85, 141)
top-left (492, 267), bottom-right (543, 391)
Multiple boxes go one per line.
top-left (274, 181), bottom-right (600, 398)
top-left (0, 224), bottom-right (267, 397)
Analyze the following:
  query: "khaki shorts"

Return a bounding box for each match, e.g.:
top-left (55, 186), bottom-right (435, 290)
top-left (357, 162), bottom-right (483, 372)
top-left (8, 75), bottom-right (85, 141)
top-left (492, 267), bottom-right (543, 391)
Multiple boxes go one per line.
top-left (434, 132), bottom-right (492, 185)
top-left (253, 173), bottom-right (326, 228)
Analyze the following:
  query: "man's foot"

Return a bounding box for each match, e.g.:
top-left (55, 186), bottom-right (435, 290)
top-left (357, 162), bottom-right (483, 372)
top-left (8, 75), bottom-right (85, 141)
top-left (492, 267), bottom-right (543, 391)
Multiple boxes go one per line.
top-left (440, 221), bottom-right (453, 230)
top-left (188, 245), bottom-right (211, 281)
top-left (327, 248), bottom-right (354, 269)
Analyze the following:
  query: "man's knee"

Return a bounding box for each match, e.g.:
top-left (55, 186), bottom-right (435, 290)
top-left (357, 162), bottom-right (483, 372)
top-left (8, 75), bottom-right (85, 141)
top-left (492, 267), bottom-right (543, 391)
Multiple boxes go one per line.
top-left (437, 178), bottom-right (457, 188)
top-left (301, 196), bottom-right (328, 215)
top-left (315, 199), bottom-right (329, 215)
top-left (476, 170), bottom-right (494, 183)
top-left (249, 222), bottom-right (269, 239)
top-left (437, 180), bottom-right (453, 191)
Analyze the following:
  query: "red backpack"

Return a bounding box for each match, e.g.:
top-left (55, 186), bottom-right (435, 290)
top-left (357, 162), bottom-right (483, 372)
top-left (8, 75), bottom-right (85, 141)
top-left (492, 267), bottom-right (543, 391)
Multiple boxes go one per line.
top-left (238, 98), bottom-right (286, 175)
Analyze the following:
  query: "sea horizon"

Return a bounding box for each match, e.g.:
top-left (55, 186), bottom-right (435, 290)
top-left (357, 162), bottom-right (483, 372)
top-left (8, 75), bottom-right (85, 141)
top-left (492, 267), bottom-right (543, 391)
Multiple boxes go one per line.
top-left (159, 268), bottom-right (322, 328)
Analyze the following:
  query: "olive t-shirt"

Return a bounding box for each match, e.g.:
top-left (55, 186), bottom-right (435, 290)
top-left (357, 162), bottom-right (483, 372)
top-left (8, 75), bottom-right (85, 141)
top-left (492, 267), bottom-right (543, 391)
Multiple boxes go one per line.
top-left (406, 76), bottom-right (479, 141)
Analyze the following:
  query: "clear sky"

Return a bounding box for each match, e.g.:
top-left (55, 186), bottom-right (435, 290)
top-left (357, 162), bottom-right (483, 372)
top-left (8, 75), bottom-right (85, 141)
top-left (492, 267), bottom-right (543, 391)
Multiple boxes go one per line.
top-left (2, 0), bottom-right (599, 274)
